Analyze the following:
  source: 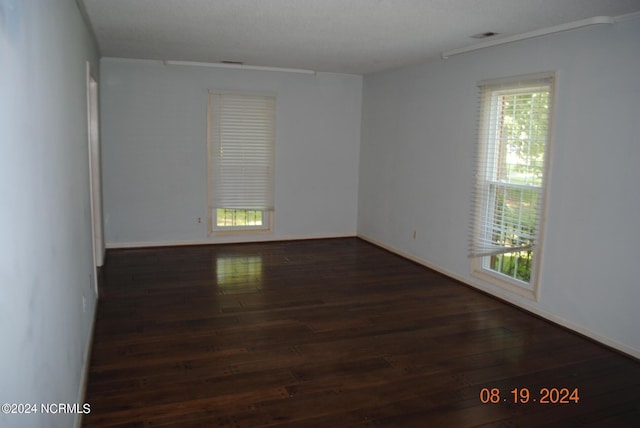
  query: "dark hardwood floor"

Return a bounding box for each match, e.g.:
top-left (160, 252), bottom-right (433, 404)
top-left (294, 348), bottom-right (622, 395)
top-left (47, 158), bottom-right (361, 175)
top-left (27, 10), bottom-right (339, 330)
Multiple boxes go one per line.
top-left (83, 238), bottom-right (640, 427)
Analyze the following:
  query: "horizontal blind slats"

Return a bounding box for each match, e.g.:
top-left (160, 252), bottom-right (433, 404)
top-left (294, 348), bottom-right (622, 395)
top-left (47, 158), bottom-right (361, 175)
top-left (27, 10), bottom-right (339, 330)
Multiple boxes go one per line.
top-left (209, 93), bottom-right (275, 211)
top-left (470, 75), bottom-right (552, 258)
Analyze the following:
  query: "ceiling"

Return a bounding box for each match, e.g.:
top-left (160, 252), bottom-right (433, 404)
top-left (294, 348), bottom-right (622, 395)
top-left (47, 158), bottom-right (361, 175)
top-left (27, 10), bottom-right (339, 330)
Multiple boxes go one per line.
top-left (81, 0), bottom-right (640, 75)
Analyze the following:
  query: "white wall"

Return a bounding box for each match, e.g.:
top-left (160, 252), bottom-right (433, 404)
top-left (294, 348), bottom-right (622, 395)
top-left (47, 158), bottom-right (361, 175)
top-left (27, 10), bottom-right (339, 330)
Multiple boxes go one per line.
top-left (0, 0), bottom-right (99, 427)
top-left (358, 18), bottom-right (640, 358)
top-left (101, 59), bottom-right (362, 247)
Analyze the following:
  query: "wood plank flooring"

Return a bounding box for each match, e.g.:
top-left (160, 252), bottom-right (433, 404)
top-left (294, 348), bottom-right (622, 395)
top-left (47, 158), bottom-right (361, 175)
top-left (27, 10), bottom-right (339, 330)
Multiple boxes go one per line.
top-left (82, 238), bottom-right (640, 427)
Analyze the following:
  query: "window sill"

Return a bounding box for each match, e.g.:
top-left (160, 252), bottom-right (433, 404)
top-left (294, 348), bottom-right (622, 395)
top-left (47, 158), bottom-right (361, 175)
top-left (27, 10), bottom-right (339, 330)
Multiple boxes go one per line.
top-left (208, 227), bottom-right (272, 237)
top-left (471, 267), bottom-right (538, 301)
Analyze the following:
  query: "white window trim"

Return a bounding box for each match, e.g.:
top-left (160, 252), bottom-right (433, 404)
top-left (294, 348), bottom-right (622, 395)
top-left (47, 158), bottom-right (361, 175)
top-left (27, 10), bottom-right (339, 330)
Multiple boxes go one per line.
top-left (470, 72), bottom-right (556, 301)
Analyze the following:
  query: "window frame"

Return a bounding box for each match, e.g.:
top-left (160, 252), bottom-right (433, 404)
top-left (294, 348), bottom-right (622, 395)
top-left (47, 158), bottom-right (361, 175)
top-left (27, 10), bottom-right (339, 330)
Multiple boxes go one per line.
top-left (470, 72), bottom-right (555, 300)
top-left (207, 91), bottom-right (276, 236)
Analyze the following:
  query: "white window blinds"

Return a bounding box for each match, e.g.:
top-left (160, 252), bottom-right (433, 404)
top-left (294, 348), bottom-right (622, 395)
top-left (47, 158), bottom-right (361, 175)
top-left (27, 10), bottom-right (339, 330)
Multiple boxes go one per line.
top-left (470, 73), bottom-right (554, 258)
top-left (208, 92), bottom-right (276, 211)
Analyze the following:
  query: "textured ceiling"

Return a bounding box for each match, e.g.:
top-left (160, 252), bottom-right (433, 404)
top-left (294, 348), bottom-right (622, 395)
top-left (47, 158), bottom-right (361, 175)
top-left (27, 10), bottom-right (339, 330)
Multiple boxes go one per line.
top-left (81, 0), bottom-right (640, 74)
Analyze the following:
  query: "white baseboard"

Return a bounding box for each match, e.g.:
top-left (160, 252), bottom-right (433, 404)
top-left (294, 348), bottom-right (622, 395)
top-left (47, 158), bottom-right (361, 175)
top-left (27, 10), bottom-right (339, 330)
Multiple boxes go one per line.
top-left (357, 233), bottom-right (640, 360)
top-left (74, 297), bottom-right (97, 428)
top-left (105, 233), bottom-right (357, 249)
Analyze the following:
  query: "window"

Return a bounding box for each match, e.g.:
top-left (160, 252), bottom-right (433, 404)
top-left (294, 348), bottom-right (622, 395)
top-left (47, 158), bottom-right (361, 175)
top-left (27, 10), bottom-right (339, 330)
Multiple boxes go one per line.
top-left (470, 73), bottom-right (554, 299)
top-left (207, 92), bottom-right (275, 234)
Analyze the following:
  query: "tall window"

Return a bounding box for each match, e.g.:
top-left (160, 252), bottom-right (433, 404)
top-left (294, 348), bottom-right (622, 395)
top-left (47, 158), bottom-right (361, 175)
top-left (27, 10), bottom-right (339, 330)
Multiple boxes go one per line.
top-left (470, 73), bottom-right (554, 298)
top-left (208, 92), bottom-right (275, 233)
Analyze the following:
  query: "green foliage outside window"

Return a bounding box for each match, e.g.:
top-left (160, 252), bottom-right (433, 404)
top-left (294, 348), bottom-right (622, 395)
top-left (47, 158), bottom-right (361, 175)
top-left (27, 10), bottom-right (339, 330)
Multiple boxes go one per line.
top-left (216, 209), bottom-right (264, 227)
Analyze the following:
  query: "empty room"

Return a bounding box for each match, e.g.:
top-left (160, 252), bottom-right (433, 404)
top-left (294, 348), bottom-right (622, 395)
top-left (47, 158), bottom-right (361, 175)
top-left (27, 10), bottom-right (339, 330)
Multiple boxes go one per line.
top-left (2, 0), bottom-right (640, 427)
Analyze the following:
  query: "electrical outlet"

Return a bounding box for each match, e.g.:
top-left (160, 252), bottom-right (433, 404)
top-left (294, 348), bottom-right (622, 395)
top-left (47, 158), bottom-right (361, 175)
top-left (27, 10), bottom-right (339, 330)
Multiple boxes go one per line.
top-left (198, 217), bottom-right (202, 223)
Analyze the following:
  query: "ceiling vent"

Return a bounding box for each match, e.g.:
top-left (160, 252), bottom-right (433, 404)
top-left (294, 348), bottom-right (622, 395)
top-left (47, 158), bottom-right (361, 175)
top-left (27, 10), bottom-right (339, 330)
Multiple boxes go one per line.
top-left (471, 32), bottom-right (499, 39)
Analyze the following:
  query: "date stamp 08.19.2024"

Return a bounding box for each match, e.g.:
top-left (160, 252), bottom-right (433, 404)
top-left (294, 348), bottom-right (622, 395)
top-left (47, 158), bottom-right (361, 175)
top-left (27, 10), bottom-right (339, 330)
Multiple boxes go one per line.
top-left (479, 387), bottom-right (580, 405)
